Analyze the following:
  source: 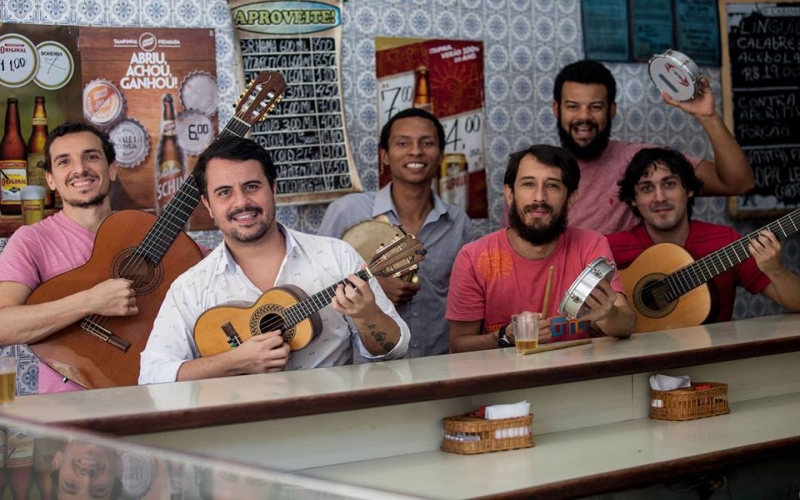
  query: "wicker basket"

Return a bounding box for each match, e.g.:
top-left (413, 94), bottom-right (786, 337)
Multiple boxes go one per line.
top-left (650, 382), bottom-right (730, 421)
top-left (441, 414), bottom-right (534, 455)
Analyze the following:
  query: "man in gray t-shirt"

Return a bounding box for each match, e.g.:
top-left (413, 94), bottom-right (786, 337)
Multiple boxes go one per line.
top-left (317, 108), bottom-right (473, 358)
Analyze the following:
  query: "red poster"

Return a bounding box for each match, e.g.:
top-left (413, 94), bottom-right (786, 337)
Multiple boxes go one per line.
top-left (376, 38), bottom-right (487, 219)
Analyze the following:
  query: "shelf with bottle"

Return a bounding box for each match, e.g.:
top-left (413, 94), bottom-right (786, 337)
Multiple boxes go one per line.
top-left (0, 210), bottom-right (59, 237)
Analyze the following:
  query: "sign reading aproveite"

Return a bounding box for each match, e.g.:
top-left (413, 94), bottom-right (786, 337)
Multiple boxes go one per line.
top-left (231, 0), bottom-right (360, 205)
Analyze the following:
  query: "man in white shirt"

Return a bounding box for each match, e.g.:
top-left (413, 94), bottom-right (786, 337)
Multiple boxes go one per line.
top-left (139, 137), bottom-right (409, 384)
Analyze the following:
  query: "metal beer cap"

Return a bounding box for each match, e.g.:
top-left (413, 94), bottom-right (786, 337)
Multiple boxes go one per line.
top-left (108, 118), bottom-right (150, 169)
top-left (83, 79), bottom-right (126, 127)
top-left (180, 70), bottom-right (218, 116)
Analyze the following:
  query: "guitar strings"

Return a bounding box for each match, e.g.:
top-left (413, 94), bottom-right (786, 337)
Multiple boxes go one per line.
top-left (253, 240), bottom-right (421, 335)
top-left (639, 209), bottom-right (800, 308)
top-left (81, 102), bottom-right (257, 336)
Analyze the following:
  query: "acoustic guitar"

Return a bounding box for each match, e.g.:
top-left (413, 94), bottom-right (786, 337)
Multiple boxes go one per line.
top-left (27, 71), bottom-right (286, 389)
top-left (619, 208), bottom-right (800, 333)
top-left (193, 233), bottom-right (425, 357)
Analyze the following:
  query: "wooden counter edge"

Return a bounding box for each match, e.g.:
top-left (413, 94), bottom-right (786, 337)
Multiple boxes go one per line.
top-left (50, 334), bottom-right (800, 436)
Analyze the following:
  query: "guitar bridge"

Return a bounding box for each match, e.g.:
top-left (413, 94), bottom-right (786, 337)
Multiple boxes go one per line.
top-left (222, 322), bottom-right (242, 349)
top-left (80, 319), bottom-right (131, 352)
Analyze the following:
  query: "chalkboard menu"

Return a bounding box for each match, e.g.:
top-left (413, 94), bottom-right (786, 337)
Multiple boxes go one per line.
top-left (721, 0), bottom-right (800, 216)
top-left (232, 0), bottom-right (360, 205)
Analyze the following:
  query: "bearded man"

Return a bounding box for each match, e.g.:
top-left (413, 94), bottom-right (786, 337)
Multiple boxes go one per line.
top-left (447, 145), bottom-right (635, 353)
top-left (550, 59), bottom-right (754, 234)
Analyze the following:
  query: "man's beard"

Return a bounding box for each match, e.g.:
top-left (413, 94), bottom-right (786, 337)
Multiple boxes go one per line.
top-left (226, 206), bottom-right (270, 243)
top-left (557, 114), bottom-right (612, 161)
top-left (63, 192), bottom-right (107, 209)
top-left (508, 198), bottom-right (568, 245)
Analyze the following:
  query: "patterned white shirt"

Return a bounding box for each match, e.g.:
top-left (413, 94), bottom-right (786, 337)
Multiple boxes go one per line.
top-left (139, 225), bottom-right (409, 384)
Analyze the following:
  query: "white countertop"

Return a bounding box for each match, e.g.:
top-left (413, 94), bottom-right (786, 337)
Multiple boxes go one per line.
top-left (301, 391), bottom-right (800, 499)
top-left (4, 314), bottom-right (799, 434)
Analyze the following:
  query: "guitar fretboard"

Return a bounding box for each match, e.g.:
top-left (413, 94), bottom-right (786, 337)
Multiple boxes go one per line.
top-left (132, 105), bottom-right (273, 265)
top-left (664, 208), bottom-right (800, 300)
top-left (262, 269), bottom-right (374, 333)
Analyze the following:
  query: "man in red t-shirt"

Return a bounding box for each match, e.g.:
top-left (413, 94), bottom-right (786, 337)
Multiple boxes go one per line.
top-left (447, 145), bottom-right (635, 353)
top-left (607, 147), bottom-right (800, 328)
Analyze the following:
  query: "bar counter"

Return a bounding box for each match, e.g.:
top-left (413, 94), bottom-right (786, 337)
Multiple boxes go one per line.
top-left (3, 315), bottom-right (800, 499)
top-left (5, 314), bottom-right (800, 436)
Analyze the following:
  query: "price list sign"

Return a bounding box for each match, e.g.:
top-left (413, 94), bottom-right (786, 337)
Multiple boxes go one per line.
top-left (376, 38), bottom-right (488, 219)
top-left (722, 1), bottom-right (800, 215)
top-left (231, 0), bottom-right (359, 205)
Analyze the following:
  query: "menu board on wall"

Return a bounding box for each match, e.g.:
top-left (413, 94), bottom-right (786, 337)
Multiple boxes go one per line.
top-left (230, 0), bottom-right (360, 205)
top-left (375, 37), bottom-right (488, 219)
top-left (581, 0), bottom-right (631, 62)
top-left (631, 0), bottom-right (674, 61)
top-left (582, 0), bottom-right (720, 65)
top-left (721, 0), bottom-right (800, 216)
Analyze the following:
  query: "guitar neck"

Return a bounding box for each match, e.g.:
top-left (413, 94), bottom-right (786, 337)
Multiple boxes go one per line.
top-left (134, 114), bottom-right (256, 264)
top-left (279, 269), bottom-right (374, 331)
top-left (666, 208), bottom-right (800, 299)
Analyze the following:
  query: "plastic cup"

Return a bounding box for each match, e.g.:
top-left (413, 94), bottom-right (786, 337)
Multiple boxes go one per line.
top-left (512, 312), bottom-right (540, 353)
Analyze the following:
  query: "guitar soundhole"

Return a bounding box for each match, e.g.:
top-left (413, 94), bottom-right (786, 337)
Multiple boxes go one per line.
top-left (634, 274), bottom-right (676, 319)
top-left (111, 248), bottom-right (163, 296)
top-left (251, 306), bottom-right (292, 343)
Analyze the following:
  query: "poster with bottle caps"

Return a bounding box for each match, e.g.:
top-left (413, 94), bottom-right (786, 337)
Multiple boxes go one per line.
top-left (0, 24), bottom-right (219, 235)
top-left (375, 37), bottom-right (488, 219)
top-left (230, 0), bottom-right (361, 205)
top-left (78, 27), bottom-right (219, 230)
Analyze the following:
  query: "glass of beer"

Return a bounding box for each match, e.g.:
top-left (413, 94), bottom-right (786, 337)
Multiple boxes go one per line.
top-left (512, 312), bottom-right (540, 353)
top-left (0, 356), bottom-right (17, 404)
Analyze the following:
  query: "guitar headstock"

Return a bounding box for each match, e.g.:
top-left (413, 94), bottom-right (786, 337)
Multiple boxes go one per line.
top-left (367, 234), bottom-right (426, 278)
top-left (233, 72), bottom-right (286, 126)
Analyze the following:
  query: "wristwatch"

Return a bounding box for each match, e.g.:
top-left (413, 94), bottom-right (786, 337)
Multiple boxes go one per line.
top-left (497, 325), bottom-right (514, 348)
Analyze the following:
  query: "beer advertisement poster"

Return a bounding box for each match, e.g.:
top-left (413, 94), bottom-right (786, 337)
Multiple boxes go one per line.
top-left (231, 0), bottom-right (361, 205)
top-left (79, 27), bottom-right (219, 230)
top-left (0, 24), bottom-right (83, 236)
top-left (375, 37), bottom-right (488, 219)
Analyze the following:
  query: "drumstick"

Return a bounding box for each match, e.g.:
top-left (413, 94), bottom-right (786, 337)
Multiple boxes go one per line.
top-left (541, 266), bottom-right (555, 320)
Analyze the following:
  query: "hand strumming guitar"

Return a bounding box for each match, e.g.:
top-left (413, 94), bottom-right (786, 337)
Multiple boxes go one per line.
top-left (81, 278), bottom-right (139, 317)
top-left (227, 331), bottom-right (290, 374)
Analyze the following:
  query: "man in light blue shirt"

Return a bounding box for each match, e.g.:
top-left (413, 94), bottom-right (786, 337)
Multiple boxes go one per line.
top-left (318, 108), bottom-right (473, 358)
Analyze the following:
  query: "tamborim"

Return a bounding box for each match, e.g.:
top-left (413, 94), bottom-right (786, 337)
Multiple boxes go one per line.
top-left (341, 220), bottom-right (420, 282)
top-left (648, 49), bottom-right (702, 102)
top-left (558, 257), bottom-right (616, 320)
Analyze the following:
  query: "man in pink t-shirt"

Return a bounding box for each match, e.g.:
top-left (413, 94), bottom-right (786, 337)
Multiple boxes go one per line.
top-left (0, 122), bottom-right (140, 394)
top-left (549, 59), bottom-right (755, 235)
top-left (447, 145), bottom-right (635, 353)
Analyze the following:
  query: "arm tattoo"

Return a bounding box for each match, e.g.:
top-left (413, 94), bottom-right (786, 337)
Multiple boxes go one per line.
top-left (368, 324), bottom-right (394, 353)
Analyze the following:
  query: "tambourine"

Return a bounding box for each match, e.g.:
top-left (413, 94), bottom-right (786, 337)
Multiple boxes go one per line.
top-left (648, 49), bottom-right (702, 102)
top-left (341, 220), bottom-right (420, 283)
top-left (558, 257), bottom-right (616, 320)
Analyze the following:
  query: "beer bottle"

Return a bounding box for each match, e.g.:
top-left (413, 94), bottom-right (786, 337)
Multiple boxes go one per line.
top-left (27, 96), bottom-right (53, 209)
top-left (0, 98), bottom-right (28, 216)
top-left (413, 65), bottom-right (433, 113)
top-left (154, 93), bottom-right (186, 215)
top-left (6, 427), bottom-right (34, 500)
